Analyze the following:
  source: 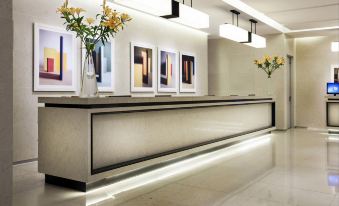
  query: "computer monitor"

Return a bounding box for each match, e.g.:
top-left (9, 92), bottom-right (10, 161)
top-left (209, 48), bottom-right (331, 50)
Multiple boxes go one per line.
top-left (327, 83), bottom-right (339, 95)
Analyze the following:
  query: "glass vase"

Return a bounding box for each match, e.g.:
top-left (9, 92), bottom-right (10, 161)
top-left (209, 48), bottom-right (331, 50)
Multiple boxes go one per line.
top-left (80, 53), bottom-right (99, 98)
top-left (267, 76), bottom-right (273, 96)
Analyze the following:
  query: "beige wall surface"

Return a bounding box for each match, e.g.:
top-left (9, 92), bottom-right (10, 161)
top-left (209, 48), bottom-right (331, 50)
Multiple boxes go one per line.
top-left (0, 0), bottom-right (13, 205)
top-left (13, 0), bottom-right (208, 162)
top-left (295, 36), bottom-right (339, 129)
top-left (208, 34), bottom-right (294, 130)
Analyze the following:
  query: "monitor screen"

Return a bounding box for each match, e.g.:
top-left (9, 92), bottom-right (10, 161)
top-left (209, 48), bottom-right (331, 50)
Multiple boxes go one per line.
top-left (327, 83), bottom-right (339, 94)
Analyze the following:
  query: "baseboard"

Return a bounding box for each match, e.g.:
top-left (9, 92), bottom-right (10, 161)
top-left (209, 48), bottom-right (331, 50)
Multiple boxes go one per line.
top-left (45, 175), bottom-right (87, 192)
top-left (307, 127), bottom-right (328, 132)
top-left (294, 126), bottom-right (307, 129)
top-left (13, 158), bottom-right (38, 166)
top-left (275, 129), bottom-right (289, 131)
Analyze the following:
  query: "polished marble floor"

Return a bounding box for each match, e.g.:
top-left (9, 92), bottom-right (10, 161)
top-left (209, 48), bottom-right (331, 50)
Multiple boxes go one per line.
top-left (13, 129), bottom-right (339, 206)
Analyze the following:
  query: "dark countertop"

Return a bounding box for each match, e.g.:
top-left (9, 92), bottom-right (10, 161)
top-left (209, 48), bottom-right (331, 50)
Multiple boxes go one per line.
top-left (327, 95), bottom-right (339, 100)
top-left (38, 96), bottom-right (274, 106)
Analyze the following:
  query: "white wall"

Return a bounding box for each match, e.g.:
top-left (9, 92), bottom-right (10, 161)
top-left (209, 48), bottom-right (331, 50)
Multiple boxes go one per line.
top-left (208, 34), bottom-right (294, 130)
top-left (13, 0), bottom-right (208, 162)
top-left (0, 0), bottom-right (13, 204)
top-left (295, 36), bottom-right (339, 129)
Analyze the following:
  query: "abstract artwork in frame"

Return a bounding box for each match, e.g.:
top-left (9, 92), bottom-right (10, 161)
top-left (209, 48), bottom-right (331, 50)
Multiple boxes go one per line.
top-left (180, 53), bottom-right (196, 93)
top-left (131, 42), bottom-right (156, 92)
top-left (34, 23), bottom-right (77, 92)
top-left (330, 65), bottom-right (339, 83)
top-left (158, 48), bottom-right (179, 93)
top-left (82, 39), bottom-right (115, 92)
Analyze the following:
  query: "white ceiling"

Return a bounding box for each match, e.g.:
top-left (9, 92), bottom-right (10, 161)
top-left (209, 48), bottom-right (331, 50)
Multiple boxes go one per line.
top-left (191, 0), bottom-right (339, 38)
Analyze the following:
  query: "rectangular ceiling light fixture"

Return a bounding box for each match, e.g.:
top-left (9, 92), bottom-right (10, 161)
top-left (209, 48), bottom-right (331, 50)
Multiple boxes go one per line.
top-left (332, 42), bottom-right (339, 52)
top-left (168, 2), bottom-right (210, 29)
top-left (242, 19), bottom-right (266, 48)
top-left (114, 0), bottom-right (179, 17)
top-left (219, 24), bottom-right (250, 42)
top-left (244, 33), bottom-right (266, 48)
top-left (219, 10), bottom-right (250, 43)
top-left (114, 0), bottom-right (209, 29)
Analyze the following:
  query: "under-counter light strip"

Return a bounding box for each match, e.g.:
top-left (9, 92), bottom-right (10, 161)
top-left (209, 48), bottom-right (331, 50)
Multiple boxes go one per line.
top-left (86, 135), bottom-right (272, 206)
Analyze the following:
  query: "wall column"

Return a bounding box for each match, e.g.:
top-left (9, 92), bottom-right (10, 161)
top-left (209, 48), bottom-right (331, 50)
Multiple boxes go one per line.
top-left (0, 0), bottom-right (13, 205)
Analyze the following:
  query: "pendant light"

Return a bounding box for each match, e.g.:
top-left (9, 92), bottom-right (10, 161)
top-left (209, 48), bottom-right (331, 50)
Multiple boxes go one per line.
top-left (114, 0), bottom-right (179, 17)
top-left (243, 19), bottom-right (266, 48)
top-left (219, 10), bottom-right (250, 42)
top-left (167, 0), bottom-right (210, 29)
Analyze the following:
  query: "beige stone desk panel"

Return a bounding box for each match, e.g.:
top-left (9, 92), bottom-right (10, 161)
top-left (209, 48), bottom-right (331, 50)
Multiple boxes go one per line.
top-left (38, 97), bottom-right (275, 184)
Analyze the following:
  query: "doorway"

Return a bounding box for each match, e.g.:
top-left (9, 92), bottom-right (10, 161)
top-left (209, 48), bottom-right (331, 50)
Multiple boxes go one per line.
top-left (287, 55), bottom-right (294, 129)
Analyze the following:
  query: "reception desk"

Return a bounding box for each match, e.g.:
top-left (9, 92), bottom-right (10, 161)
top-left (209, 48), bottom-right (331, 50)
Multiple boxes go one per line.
top-left (327, 96), bottom-right (339, 128)
top-left (38, 96), bottom-right (275, 191)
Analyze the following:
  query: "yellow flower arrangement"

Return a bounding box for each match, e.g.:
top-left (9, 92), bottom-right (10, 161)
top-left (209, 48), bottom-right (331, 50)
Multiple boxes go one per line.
top-left (75, 8), bottom-right (85, 15)
top-left (254, 55), bottom-right (285, 78)
top-left (86, 17), bottom-right (95, 25)
top-left (57, 0), bottom-right (131, 55)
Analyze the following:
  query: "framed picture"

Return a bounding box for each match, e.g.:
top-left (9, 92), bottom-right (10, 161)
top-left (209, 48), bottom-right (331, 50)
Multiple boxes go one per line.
top-left (34, 23), bottom-right (77, 92)
top-left (330, 64), bottom-right (339, 83)
top-left (158, 48), bottom-right (179, 93)
top-left (82, 39), bottom-right (115, 92)
top-left (131, 42), bottom-right (156, 92)
top-left (180, 53), bottom-right (196, 93)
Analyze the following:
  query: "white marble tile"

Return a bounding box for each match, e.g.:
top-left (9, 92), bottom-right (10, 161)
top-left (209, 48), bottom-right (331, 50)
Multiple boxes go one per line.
top-left (218, 195), bottom-right (250, 206)
top-left (330, 195), bottom-right (339, 206)
top-left (250, 183), bottom-right (335, 206)
top-left (222, 196), bottom-right (286, 206)
top-left (115, 196), bottom-right (184, 206)
top-left (12, 129), bottom-right (339, 206)
top-left (139, 184), bottom-right (227, 206)
top-left (288, 189), bottom-right (335, 206)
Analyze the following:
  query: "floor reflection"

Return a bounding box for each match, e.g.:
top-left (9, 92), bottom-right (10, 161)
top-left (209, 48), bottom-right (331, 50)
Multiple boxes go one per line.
top-left (327, 135), bottom-right (339, 194)
top-left (13, 129), bottom-right (339, 206)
